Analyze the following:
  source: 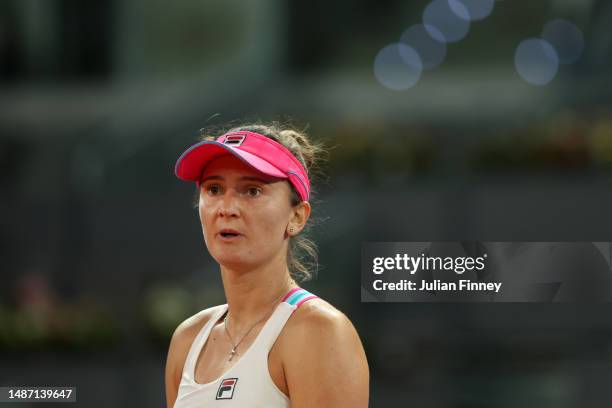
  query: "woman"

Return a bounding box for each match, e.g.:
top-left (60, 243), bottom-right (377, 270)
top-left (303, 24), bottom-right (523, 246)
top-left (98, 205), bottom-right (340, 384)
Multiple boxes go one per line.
top-left (165, 123), bottom-right (369, 407)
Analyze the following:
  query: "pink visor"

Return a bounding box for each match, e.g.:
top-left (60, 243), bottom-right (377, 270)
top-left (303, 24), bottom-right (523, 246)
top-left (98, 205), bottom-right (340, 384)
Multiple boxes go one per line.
top-left (174, 131), bottom-right (310, 201)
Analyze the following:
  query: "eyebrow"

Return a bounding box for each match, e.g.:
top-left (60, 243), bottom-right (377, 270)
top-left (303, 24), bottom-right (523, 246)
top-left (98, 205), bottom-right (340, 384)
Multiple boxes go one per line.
top-left (200, 175), bottom-right (274, 184)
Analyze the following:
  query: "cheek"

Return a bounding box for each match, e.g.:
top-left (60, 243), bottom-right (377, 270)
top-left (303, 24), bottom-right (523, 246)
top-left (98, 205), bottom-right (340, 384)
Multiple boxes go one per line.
top-left (198, 200), bottom-right (214, 232)
top-left (256, 204), bottom-right (291, 238)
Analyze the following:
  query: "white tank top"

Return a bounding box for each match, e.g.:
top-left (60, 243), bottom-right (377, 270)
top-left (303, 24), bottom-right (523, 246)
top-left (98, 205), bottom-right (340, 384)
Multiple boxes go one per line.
top-left (173, 288), bottom-right (318, 408)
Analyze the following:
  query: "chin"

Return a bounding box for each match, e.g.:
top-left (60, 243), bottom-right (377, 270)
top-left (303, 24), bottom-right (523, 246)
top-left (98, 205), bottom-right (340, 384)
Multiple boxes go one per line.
top-left (213, 253), bottom-right (258, 271)
top-left (209, 242), bottom-right (279, 271)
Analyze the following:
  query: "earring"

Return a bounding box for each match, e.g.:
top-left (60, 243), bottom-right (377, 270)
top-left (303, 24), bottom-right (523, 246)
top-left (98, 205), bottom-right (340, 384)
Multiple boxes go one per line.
top-left (289, 226), bottom-right (295, 234)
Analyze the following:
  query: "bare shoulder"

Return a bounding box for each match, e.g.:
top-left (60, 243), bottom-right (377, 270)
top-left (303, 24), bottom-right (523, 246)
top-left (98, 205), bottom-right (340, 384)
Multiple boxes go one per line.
top-left (281, 298), bottom-right (366, 359)
top-left (283, 297), bottom-right (354, 336)
top-left (280, 298), bottom-right (369, 408)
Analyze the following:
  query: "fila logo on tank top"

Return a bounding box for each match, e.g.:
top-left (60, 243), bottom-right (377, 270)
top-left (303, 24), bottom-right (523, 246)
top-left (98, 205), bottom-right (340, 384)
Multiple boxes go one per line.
top-left (216, 378), bottom-right (238, 399)
top-left (173, 288), bottom-right (318, 408)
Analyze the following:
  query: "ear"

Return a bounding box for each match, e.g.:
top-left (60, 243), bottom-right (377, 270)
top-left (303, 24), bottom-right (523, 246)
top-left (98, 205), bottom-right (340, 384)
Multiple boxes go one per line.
top-left (287, 201), bottom-right (311, 236)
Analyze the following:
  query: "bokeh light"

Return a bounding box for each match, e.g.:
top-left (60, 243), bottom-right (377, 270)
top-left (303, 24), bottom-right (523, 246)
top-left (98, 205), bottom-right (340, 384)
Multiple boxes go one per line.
top-left (514, 38), bottom-right (559, 85)
top-left (374, 43), bottom-right (423, 91)
top-left (400, 24), bottom-right (447, 70)
top-left (423, 0), bottom-right (471, 43)
top-left (542, 19), bottom-right (584, 64)
top-left (449, 0), bottom-right (495, 21)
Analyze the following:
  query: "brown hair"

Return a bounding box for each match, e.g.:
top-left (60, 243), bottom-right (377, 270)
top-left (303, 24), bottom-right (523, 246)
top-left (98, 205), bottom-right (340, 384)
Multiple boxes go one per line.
top-left (199, 120), bottom-right (326, 282)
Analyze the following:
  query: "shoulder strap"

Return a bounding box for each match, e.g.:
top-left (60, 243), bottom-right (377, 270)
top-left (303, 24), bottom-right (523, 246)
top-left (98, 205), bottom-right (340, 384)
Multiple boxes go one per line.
top-left (256, 288), bottom-right (319, 353)
top-left (182, 304), bottom-right (228, 378)
top-left (282, 287), bottom-right (319, 307)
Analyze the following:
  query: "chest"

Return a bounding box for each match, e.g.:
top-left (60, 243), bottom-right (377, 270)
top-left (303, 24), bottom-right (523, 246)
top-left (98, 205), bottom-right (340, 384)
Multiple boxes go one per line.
top-left (193, 323), bottom-right (288, 396)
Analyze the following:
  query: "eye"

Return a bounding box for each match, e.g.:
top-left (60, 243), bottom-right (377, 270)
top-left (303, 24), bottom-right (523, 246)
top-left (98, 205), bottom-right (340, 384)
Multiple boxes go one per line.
top-left (245, 186), bottom-right (262, 197)
top-left (204, 183), bottom-right (223, 196)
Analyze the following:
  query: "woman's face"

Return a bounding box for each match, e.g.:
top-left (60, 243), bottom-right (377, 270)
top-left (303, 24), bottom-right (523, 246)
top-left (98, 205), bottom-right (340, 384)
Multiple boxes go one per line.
top-left (198, 154), bottom-right (298, 271)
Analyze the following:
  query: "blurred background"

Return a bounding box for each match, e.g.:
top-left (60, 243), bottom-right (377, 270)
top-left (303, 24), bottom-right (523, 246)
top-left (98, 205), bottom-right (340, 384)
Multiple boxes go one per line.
top-left (2, 0), bottom-right (612, 406)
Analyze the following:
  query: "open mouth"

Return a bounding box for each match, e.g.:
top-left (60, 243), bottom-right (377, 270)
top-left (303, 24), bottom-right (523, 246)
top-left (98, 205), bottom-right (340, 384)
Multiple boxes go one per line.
top-left (218, 229), bottom-right (241, 239)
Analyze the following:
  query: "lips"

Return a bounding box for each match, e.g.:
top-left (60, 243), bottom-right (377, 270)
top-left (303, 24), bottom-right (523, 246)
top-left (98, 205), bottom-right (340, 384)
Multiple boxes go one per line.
top-left (217, 229), bottom-right (242, 239)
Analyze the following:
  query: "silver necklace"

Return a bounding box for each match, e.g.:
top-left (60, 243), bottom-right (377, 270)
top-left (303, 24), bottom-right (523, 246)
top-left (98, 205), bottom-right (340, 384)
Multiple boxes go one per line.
top-left (223, 289), bottom-right (289, 362)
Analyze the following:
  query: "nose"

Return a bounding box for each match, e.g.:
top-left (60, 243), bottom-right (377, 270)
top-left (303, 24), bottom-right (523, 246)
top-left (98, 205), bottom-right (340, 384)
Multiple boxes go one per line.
top-left (218, 189), bottom-right (240, 218)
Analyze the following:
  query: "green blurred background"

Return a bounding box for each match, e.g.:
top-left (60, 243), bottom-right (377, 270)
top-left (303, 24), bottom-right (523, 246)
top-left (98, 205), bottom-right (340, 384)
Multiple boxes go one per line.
top-left (2, 0), bottom-right (612, 406)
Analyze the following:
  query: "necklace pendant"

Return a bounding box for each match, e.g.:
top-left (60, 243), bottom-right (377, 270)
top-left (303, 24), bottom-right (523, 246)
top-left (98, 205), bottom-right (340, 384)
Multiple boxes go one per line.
top-left (228, 348), bottom-right (236, 362)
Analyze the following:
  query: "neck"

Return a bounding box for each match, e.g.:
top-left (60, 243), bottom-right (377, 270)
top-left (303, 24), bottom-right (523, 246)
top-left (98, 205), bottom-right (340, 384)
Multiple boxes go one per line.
top-left (219, 254), bottom-right (297, 330)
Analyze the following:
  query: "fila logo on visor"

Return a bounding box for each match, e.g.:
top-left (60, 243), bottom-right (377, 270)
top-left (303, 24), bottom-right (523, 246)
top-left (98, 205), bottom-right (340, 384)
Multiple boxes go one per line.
top-left (223, 134), bottom-right (246, 147)
top-left (216, 378), bottom-right (238, 400)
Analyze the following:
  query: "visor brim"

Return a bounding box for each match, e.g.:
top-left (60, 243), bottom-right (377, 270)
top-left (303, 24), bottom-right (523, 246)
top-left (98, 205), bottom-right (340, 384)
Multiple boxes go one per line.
top-left (175, 141), bottom-right (286, 182)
